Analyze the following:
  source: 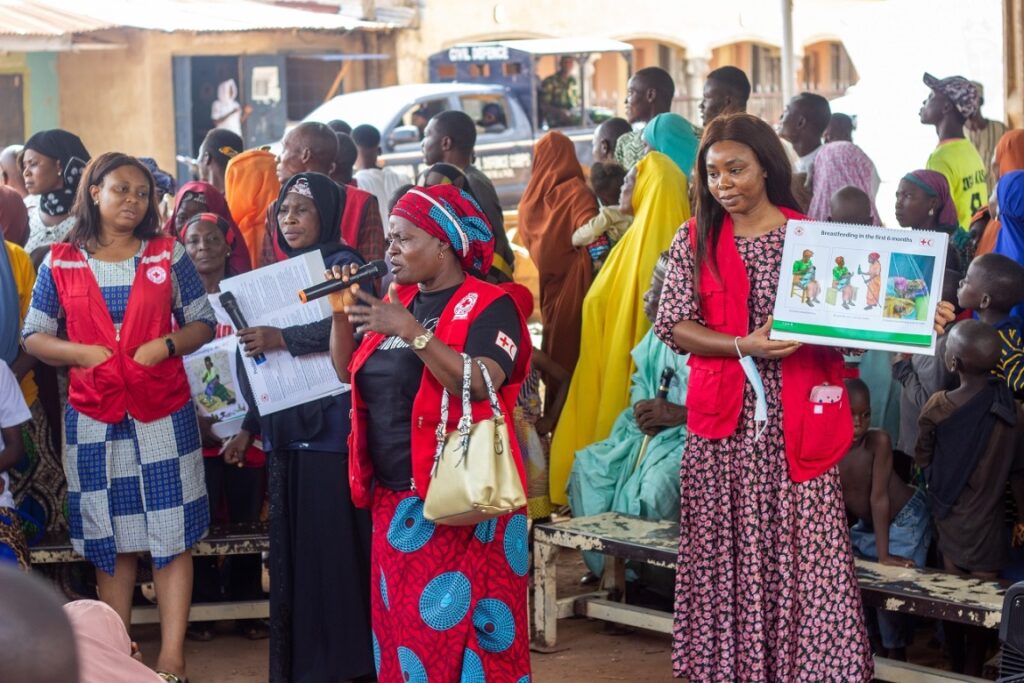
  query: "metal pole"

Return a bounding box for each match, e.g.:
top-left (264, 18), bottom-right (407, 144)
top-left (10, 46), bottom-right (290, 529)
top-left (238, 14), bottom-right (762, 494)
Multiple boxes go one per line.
top-left (780, 0), bottom-right (795, 103)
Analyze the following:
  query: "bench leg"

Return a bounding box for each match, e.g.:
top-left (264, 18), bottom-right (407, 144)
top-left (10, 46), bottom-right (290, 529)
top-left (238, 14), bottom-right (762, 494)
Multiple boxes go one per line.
top-left (532, 538), bottom-right (560, 648)
top-left (600, 555), bottom-right (626, 601)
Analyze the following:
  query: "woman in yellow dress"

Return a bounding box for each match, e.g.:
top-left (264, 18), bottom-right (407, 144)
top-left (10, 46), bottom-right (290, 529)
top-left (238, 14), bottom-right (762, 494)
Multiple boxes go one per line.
top-left (549, 151), bottom-right (690, 504)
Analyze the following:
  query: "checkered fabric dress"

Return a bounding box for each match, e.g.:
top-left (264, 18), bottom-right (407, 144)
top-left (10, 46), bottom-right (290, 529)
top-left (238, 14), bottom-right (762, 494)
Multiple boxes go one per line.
top-left (22, 241), bottom-right (214, 575)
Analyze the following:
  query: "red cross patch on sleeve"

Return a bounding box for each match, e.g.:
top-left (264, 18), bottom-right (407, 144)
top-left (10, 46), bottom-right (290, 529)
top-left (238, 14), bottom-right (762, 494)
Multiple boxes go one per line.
top-left (495, 331), bottom-right (518, 360)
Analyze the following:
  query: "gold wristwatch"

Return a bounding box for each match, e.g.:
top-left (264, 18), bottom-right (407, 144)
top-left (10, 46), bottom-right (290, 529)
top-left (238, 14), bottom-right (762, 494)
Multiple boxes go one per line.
top-left (410, 330), bottom-right (433, 350)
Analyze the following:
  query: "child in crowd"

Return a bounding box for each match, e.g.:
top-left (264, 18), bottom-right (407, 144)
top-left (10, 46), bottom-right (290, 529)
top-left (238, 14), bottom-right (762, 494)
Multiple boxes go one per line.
top-left (915, 319), bottom-right (1024, 674)
top-left (829, 185), bottom-right (874, 225)
top-left (891, 271), bottom-right (960, 461)
top-left (572, 162), bottom-right (632, 274)
top-left (956, 253), bottom-right (1024, 397)
top-left (916, 319), bottom-right (1024, 576)
top-left (839, 378), bottom-right (930, 661)
top-left (0, 362), bottom-right (31, 569)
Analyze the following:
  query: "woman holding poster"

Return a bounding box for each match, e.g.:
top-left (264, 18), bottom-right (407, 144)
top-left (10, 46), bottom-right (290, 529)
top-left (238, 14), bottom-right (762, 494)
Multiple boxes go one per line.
top-left (653, 114), bottom-right (876, 681)
top-left (177, 212), bottom-right (267, 643)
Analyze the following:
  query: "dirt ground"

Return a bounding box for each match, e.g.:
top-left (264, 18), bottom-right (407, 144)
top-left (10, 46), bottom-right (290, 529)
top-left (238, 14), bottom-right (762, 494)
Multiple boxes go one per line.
top-left (133, 549), bottom-right (679, 683)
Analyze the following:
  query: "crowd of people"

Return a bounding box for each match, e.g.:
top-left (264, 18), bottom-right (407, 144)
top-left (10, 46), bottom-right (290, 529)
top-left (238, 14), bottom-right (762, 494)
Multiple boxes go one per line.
top-left (0, 59), bottom-right (1022, 683)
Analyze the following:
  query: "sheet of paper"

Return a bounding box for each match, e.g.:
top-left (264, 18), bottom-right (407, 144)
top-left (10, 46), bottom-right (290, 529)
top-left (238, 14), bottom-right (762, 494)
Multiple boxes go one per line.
top-left (219, 251), bottom-right (349, 415)
top-left (770, 220), bottom-right (949, 355)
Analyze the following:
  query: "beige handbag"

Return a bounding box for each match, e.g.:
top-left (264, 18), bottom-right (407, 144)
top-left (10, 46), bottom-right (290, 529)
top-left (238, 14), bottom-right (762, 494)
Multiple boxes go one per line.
top-left (423, 354), bottom-right (526, 526)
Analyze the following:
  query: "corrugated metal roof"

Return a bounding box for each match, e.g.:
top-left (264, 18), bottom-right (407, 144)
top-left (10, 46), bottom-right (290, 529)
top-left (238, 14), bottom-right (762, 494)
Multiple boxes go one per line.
top-left (0, 2), bottom-right (116, 37)
top-left (0, 0), bottom-right (394, 40)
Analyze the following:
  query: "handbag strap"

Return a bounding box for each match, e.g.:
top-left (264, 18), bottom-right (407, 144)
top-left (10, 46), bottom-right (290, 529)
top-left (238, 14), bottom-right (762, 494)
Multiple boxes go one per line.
top-left (473, 359), bottom-right (504, 421)
top-left (432, 353), bottom-right (474, 475)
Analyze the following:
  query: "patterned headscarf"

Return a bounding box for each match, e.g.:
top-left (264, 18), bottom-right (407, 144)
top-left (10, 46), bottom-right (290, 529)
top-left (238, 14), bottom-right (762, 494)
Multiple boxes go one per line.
top-left (391, 184), bottom-right (494, 273)
top-left (923, 73), bottom-right (980, 120)
top-left (138, 157), bottom-right (176, 197)
top-left (903, 170), bottom-right (959, 228)
top-left (22, 128), bottom-right (90, 217)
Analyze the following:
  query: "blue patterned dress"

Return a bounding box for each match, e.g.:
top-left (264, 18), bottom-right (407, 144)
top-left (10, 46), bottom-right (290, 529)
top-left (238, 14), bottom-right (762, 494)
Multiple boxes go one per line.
top-left (22, 241), bottom-right (214, 575)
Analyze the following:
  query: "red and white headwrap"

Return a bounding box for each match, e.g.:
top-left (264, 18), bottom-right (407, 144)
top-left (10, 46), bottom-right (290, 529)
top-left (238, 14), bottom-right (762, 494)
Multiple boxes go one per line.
top-left (391, 184), bottom-right (494, 273)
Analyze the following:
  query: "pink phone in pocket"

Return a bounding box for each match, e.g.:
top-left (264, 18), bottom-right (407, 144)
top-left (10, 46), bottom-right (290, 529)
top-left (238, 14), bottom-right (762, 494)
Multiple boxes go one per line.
top-left (809, 383), bottom-right (843, 405)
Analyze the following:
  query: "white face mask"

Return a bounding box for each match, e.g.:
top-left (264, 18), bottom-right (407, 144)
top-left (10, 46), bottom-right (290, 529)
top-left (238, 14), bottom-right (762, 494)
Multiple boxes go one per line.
top-left (735, 338), bottom-right (769, 441)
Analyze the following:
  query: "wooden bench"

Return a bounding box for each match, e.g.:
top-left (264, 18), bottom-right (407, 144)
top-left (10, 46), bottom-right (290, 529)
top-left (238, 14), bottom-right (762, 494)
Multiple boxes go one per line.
top-left (533, 512), bottom-right (1004, 683)
top-left (30, 523), bottom-right (270, 624)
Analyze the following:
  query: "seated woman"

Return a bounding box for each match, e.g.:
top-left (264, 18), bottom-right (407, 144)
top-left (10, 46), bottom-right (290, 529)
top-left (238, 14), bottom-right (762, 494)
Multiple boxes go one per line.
top-left (568, 250), bottom-right (689, 579)
top-left (222, 173), bottom-right (374, 682)
top-left (550, 150), bottom-right (690, 505)
top-left (327, 184), bottom-right (532, 681)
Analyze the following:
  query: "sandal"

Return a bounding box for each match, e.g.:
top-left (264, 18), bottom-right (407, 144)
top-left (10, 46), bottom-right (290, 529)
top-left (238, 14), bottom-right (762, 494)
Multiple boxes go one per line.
top-left (157, 673), bottom-right (189, 683)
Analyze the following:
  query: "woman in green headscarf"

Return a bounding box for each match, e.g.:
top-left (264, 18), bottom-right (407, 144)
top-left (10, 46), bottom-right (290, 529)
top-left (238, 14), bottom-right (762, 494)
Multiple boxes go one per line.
top-left (643, 112), bottom-right (699, 179)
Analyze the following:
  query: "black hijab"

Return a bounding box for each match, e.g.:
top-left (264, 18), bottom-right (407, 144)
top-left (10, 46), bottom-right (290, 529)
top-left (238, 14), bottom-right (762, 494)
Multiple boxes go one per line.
top-left (23, 129), bottom-right (91, 217)
top-left (274, 172), bottom-right (346, 260)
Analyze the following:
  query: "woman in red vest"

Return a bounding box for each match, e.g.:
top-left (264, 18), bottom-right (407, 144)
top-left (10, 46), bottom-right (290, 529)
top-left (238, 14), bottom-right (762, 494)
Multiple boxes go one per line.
top-left (327, 185), bottom-right (532, 682)
top-left (653, 114), bottom-right (955, 682)
top-left (22, 152), bottom-right (216, 683)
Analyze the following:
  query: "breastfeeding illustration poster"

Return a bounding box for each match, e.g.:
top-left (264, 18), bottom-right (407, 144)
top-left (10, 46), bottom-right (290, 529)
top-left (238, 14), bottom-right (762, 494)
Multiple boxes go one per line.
top-left (770, 220), bottom-right (948, 355)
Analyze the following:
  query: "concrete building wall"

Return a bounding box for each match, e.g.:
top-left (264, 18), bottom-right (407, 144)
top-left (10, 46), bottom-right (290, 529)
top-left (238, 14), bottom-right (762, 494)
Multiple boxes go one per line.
top-left (55, 28), bottom-right (397, 171)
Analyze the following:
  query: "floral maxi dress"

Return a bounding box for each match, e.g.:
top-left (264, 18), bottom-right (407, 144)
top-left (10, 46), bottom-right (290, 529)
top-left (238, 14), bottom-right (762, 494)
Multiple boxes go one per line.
top-left (654, 223), bottom-right (873, 682)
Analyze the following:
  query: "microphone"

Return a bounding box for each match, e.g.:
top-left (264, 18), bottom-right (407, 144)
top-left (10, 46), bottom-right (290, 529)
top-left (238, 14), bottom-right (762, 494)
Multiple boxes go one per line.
top-left (219, 291), bottom-right (266, 365)
top-left (298, 260), bottom-right (388, 303)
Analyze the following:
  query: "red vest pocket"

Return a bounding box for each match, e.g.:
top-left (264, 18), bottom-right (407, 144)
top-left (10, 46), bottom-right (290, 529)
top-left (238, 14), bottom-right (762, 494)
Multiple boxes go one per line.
top-left (122, 356), bottom-right (191, 422)
top-left (787, 396), bottom-right (853, 482)
top-left (685, 357), bottom-right (726, 417)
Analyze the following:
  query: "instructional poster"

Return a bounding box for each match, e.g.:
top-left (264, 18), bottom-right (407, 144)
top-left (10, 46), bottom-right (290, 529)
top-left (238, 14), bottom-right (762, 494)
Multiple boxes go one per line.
top-left (770, 220), bottom-right (948, 355)
top-left (219, 251), bottom-right (349, 415)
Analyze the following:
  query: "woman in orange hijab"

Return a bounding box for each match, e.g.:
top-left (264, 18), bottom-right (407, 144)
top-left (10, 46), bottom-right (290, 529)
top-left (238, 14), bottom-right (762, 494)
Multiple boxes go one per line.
top-left (518, 132), bottom-right (598, 382)
top-left (224, 149), bottom-right (280, 270)
top-left (973, 129), bottom-right (1024, 255)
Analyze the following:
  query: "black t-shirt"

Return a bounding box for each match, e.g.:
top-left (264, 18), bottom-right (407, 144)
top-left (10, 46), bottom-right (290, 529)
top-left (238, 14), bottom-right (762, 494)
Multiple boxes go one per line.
top-left (355, 284), bottom-right (522, 490)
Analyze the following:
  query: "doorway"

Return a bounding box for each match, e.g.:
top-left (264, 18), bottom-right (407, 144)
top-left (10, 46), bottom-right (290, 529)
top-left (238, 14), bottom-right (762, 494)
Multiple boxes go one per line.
top-left (0, 74), bottom-right (25, 147)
